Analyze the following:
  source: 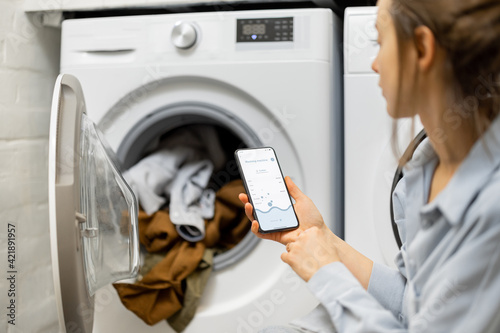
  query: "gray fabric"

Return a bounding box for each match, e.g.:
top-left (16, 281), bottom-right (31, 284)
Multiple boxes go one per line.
top-left (299, 115), bottom-right (500, 332)
top-left (170, 160), bottom-right (215, 242)
top-left (123, 147), bottom-right (189, 215)
top-left (155, 125), bottom-right (226, 171)
top-left (123, 125), bottom-right (225, 241)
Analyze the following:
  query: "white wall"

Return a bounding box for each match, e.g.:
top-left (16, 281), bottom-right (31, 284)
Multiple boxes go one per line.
top-left (0, 0), bottom-right (61, 332)
top-left (24, 0), bottom-right (265, 12)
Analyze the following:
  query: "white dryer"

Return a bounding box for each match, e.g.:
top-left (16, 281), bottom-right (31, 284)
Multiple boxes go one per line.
top-left (48, 8), bottom-right (343, 333)
top-left (343, 6), bottom-right (422, 267)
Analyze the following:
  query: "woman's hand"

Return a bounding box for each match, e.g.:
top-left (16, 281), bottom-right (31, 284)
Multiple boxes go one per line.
top-left (239, 176), bottom-right (373, 285)
top-left (281, 226), bottom-right (340, 282)
top-left (238, 176), bottom-right (327, 245)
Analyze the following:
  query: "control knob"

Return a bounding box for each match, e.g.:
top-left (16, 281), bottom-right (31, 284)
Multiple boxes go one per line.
top-left (171, 21), bottom-right (197, 49)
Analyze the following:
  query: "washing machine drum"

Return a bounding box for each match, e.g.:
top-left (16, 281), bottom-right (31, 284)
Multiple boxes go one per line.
top-left (115, 102), bottom-right (262, 271)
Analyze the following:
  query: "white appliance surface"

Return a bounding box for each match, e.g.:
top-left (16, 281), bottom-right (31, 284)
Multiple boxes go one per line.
top-left (57, 8), bottom-right (342, 332)
top-left (344, 7), bottom-right (422, 267)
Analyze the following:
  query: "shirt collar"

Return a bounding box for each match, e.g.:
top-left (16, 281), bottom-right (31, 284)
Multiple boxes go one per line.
top-left (405, 115), bottom-right (500, 226)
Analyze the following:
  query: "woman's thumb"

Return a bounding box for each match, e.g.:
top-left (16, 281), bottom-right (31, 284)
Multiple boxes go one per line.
top-left (285, 176), bottom-right (303, 201)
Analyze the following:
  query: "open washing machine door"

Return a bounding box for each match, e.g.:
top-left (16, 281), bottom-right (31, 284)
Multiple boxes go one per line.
top-left (48, 74), bottom-right (140, 333)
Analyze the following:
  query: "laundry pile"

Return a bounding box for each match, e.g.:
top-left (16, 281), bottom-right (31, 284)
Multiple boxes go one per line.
top-left (113, 125), bottom-right (250, 331)
top-left (123, 125), bottom-right (227, 242)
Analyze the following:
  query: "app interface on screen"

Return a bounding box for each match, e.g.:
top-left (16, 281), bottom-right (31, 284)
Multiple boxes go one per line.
top-left (238, 148), bottom-right (298, 231)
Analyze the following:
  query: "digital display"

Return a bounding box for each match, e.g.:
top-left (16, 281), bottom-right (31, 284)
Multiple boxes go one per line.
top-left (242, 24), bottom-right (266, 35)
top-left (237, 17), bottom-right (293, 43)
top-left (236, 148), bottom-right (299, 232)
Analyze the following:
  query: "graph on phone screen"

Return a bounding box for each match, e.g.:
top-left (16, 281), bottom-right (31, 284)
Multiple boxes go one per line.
top-left (237, 148), bottom-right (298, 231)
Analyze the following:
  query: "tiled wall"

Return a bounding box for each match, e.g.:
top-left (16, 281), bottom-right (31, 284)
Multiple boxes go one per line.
top-left (0, 0), bottom-right (61, 331)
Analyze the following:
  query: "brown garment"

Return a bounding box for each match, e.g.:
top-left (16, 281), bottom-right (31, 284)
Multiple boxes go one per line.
top-left (167, 248), bottom-right (214, 332)
top-left (113, 179), bottom-right (249, 326)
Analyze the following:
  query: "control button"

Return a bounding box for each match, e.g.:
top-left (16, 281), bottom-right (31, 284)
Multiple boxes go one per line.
top-left (171, 21), bottom-right (197, 49)
top-left (275, 25), bottom-right (281, 30)
top-left (276, 32), bottom-right (281, 36)
top-left (282, 25), bottom-right (288, 30)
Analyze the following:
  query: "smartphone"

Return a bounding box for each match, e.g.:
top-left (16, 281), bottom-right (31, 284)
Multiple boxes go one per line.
top-left (235, 147), bottom-right (300, 233)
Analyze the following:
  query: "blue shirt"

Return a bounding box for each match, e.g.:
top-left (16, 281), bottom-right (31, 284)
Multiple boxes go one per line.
top-left (293, 115), bottom-right (500, 332)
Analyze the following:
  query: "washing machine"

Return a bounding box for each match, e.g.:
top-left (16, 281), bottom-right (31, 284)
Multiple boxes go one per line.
top-left (48, 8), bottom-right (343, 333)
top-left (343, 6), bottom-right (422, 267)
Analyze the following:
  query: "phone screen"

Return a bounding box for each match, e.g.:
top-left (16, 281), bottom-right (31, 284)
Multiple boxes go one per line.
top-left (235, 147), bottom-right (299, 233)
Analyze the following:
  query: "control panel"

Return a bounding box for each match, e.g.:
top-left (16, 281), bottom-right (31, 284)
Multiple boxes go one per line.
top-left (236, 17), bottom-right (294, 43)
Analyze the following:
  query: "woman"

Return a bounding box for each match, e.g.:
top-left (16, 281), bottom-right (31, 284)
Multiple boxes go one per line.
top-left (239, 0), bottom-right (500, 331)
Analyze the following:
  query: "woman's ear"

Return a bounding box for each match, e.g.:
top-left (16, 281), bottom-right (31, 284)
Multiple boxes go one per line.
top-left (413, 25), bottom-right (437, 73)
